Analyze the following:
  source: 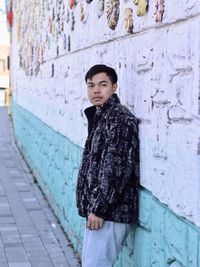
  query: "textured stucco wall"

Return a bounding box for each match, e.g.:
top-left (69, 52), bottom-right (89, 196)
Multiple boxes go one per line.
top-left (10, 0), bottom-right (200, 266)
top-left (11, 101), bottom-right (200, 267)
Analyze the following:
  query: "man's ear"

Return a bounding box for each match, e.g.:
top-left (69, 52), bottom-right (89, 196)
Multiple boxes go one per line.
top-left (113, 83), bottom-right (118, 92)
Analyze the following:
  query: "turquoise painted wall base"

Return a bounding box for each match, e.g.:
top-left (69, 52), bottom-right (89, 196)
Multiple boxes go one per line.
top-left (11, 100), bottom-right (200, 267)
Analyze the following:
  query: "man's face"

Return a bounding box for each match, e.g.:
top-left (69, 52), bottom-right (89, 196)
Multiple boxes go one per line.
top-left (87, 72), bottom-right (117, 106)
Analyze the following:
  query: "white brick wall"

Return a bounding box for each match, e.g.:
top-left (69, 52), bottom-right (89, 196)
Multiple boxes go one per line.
top-left (11, 0), bottom-right (200, 227)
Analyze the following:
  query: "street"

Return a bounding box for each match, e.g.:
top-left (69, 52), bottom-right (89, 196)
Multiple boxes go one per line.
top-left (0, 106), bottom-right (80, 267)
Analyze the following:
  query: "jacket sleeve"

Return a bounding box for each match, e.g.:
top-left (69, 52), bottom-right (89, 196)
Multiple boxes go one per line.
top-left (90, 119), bottom-right (139, 217)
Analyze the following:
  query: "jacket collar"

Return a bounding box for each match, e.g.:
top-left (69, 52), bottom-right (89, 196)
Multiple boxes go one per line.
top-left (84, 93), bottom-right (120, 135)
top-left (96, 93), bottom-right (120, 113)
top-left (84, 93), bottom-right (120, 118)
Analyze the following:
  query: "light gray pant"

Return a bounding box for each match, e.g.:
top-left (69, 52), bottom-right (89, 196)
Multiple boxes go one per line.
top-left (82, 221), bottom-right (130, 267)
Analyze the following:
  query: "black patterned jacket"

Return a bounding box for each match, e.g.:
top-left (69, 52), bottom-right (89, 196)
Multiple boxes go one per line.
top-left (76, 94), bottom-right (139, 223)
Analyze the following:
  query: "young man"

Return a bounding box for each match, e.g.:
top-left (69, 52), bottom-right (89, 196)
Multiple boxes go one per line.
top-left (76, 64), bottom-right (139, 267)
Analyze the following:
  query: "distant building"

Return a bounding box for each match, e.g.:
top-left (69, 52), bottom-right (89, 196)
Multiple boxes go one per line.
top-left (0, 45), bottom-right (10, 106)
top-left (0, 0), bottom-right (10, 106)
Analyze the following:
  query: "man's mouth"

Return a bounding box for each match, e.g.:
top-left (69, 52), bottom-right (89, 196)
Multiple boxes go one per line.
top-left (93, 97), bottom-right (102, 101)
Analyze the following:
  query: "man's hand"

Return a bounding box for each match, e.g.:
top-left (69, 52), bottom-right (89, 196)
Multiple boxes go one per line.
top-left (87, 213), bottom-right (104, 230)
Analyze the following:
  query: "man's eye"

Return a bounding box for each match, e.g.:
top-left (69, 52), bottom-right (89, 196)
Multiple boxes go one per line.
top-left (101, 83), bottom-right (107, 87)
top-left (88, 85), bottom-right (94, 88)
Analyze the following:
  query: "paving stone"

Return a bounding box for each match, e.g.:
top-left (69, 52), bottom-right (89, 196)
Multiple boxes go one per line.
top-left (25, 246), bottom-right (47, 253)
top-left (8, 170), bottom-right (21, 176)
top-left (1, 232), bottom-right (21, 244)
top-left (4, 243), bottom-right (23, 248)
top-left (14, 182), bottom-right (30, 193)
top-left (0, 186), bottom-right (5, 193)
top-left (29, 210), bottom-right (47, 220)
top-left (0, 216), bottom-right (15, 224)
top-left (1, 154), bottom-right (12, 160)
top-left (22, 199), bottom-right (37, 203)
top-left (0, 191), bottom-right (6, 197)
top-left (0, 251), bottom-right (7, 263)
top-left (0, 236), bottom-right (4, 246)
top-left (0, 208), bottom-right (12, 216)
top-left (23, 240), bottom-right (44, 249)
top-left (20, 191), bottom-right (36, 198)
top-left (50, 252), bottom-right (68, 259)
top-left (41, 235), bottom-right (58, 244)
top-left (28, 257), bottom-right (54, 264)
top-left (12, 178), bottom-right (26, 184)
top-left (8, 263), bottom-right (31, 267)
top-left (57, 264), bottom-right (71, 267)
top-left (0, 203), bottom-right (9, 207)
top-left (23, 201), bottom-right (41, 211)
top-left (30, 263), bottom-right (54, 267)
top-left (17, 226), bottom-right (37, 235)
top-left (52, 263), bottom-right (69, 267)
top-left (21, 233), bottom-right (41, 241)
top-left (5, 247), bottom-right (29, 262)
top-left (0, 226), bottom-right (18, 232)
top-left (0, 197), bottom-right (9, 204)
top-left (26, 250), bottom-right (48, 257)
top-left (4, 160), bottom-right (15, 168)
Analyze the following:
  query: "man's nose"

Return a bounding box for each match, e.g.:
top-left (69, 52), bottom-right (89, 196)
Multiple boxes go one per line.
top-left (94, 84), bottom-right (100, 93)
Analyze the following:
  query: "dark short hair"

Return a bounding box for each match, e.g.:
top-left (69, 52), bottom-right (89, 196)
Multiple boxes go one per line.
top-left (85, 64), bottom-right (118, 84)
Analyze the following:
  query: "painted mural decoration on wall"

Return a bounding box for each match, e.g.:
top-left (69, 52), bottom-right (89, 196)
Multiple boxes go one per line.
top-left (14, 0), bottom-right (69, 76)
top-left (133, 0), bottom-right (148, 17)
top-left (13, 0), bottom-right (165, 77)
top-left (6, 0), bottom-right (13, 29)
top-left (98, 0), bottom-right (105, 18)
top-left (154, 0), bottom-right (164, 22)
top-left (124, 8), bottom-right (133, 33)
top-left (69, 0), bottom-right (76, 9)
top-left (80, 3), bottom-right (84, 21)
top-left (106, 0), bottom-right (120, 30)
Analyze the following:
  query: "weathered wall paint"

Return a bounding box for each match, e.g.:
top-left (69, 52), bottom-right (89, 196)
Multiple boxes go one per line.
top-left (10, 0), bottom-right (200, 265)
top-left (12, 17), bottom-right (200, 226)
top-left (12, 100), bottom-right (200, 267)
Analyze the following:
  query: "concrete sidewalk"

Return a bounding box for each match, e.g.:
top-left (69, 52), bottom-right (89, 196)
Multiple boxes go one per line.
top-left (0, 106), bottom-right (81, 267)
